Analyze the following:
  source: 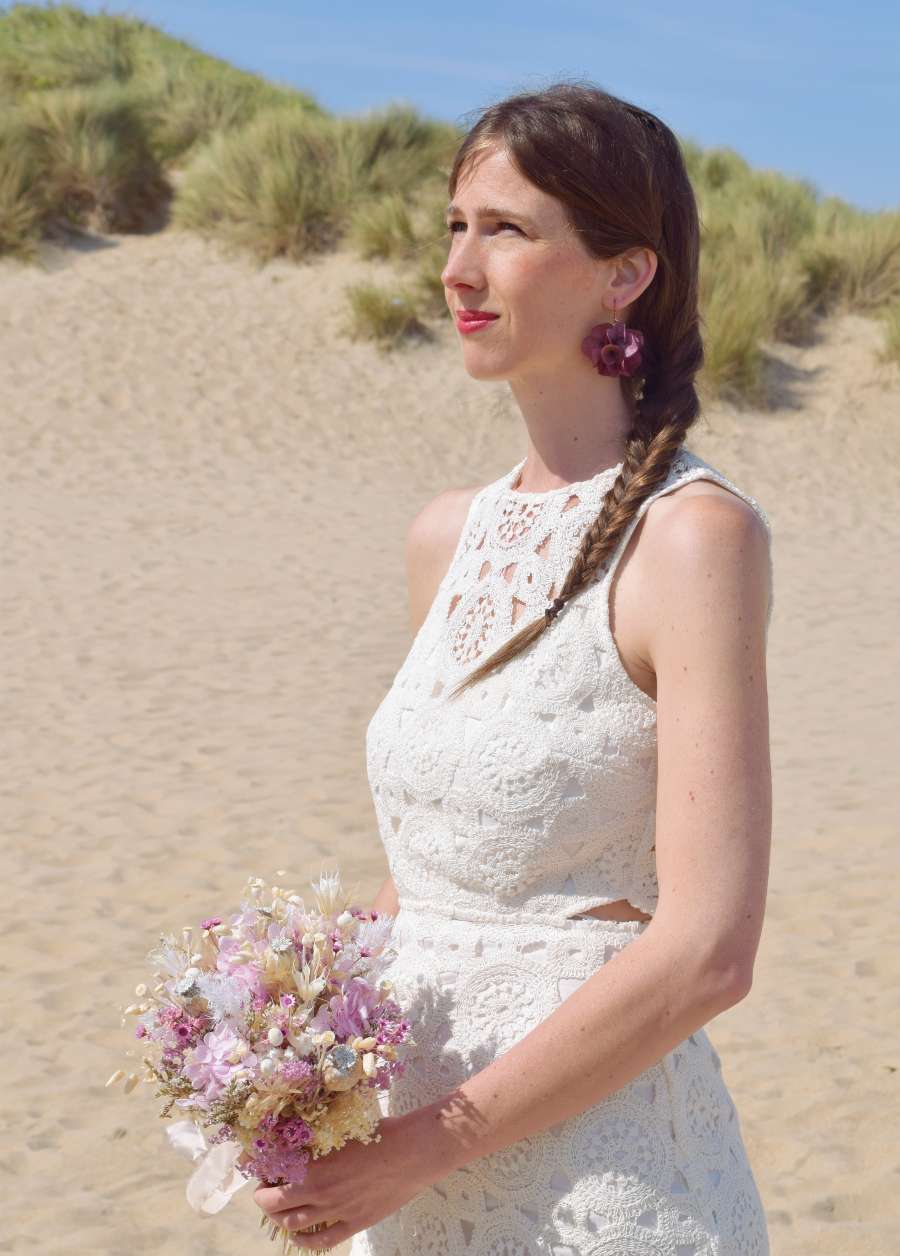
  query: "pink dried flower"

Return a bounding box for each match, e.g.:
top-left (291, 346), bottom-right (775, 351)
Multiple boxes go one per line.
top-left (581, 320), bottom-right (645, 378)
top-left (310, 976), bottom-right (377, 1040)
top-left (215, 938), bottom-right (266, 1001)
top-left (280, 1059), bottom-right (316, 1097)
top-left (280, 1117), bottom-right (313, 1149)
top-left (201, 916), bottom-right (222, 930)
top-left (183, 1020), bottom-right (258, 1102)
top-left (280, 1058), bottom-right (313, 1080)
top-left (240, 1115), bottom-right (313, 1187)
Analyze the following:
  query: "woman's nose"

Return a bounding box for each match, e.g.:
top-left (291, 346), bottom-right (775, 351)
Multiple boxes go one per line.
top-left (441, 233), bottom-right (485, 292)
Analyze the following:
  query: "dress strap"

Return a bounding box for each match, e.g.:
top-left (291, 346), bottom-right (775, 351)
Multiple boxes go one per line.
top-left (598, 450), bottom-right (774, 640)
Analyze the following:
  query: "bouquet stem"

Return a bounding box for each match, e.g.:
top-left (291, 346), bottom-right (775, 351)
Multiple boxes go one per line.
top-left (258, 1207), bottom-right (332, 1253)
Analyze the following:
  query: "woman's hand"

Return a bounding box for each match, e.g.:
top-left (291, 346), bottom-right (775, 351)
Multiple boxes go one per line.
top-left (251, 1110), bottom-right (445, 1250)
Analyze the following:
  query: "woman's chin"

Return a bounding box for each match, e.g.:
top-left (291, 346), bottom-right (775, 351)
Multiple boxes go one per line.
top-left (459, 353), bottom-right (512, 382)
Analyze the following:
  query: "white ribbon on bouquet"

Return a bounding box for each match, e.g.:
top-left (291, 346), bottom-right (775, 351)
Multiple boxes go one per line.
top-left (166, 1119), bottom-right (251, 1215)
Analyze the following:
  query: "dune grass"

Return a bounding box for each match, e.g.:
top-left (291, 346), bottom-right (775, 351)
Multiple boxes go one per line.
top-left (349, 193), bottom-right (419, 262)
top-left (876, 300), bottom-right (900, 365)
top-left (172, 103), bottom-right (458, 265)
top-left (1, 2), bottom-right (898, 393)
top-left (0, 2), bottom-right (135, 94)
top-left (0, 134), bottom-right (44, 258)
top-left (343, 281), bottom-right (431, 351)
top-left (136, 61), bottom-right (309, 167)
top-left (9, 79), bottom-right (170, 232)
top-left (171, 107), bottom-right (348, 263)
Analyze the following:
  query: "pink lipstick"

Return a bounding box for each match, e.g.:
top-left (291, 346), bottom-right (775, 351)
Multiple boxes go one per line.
top-left (456, 310), bottom-right (500, 334)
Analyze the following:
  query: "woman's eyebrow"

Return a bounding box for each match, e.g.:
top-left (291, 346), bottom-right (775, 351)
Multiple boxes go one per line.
top-left (444, 203), bottom-right (532, 224)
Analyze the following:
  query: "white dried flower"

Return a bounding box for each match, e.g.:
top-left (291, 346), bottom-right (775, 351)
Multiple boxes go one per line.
top-left (310, 870), bottom-right (343, 917)
top-left (147, 935), bottom-right (186, 978)
top-left (195, 972), bottom-right (250, 1021)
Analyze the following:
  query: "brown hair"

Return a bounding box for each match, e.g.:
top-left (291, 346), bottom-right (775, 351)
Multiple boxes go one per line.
top-left (446, 80), bottom-right (704, 701)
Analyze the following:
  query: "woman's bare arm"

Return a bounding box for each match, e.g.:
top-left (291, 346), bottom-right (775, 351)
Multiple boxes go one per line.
top-left (372, 874), bottom-right (400, 917)
top-left (400, 492), bottom-right (773, 1181)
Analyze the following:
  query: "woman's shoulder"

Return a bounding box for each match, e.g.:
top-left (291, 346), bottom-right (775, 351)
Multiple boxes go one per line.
top-left (636, 450), bottom-right (774, 633)
top-left (643, 473), bottom-right (769, 555)
top-left (659, 449), bottom-right (772, 536)
top-left (609, 450), bottom-right (773, 672)
top-left (639, 451), bottom-right (771, 579)
top-left (404, 482), bottom-right (486, 636)
top-left (405, 482), bottom-right (485, 564)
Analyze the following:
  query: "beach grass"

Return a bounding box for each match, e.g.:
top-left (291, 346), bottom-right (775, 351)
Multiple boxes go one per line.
top-left (1, 1), bottom-right (898, 390)
top-left (343, 281), bottom-right (432, 351)
top-left (349, 193), bottom-right (419, 262)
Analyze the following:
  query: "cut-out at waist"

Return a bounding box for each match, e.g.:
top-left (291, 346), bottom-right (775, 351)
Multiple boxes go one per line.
top-left (393, 895), bottom-right (651, 931)
top-left (568, 898), bottom-right (654, 923)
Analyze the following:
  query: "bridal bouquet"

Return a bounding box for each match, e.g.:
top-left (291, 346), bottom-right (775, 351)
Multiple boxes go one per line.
top-left (106, 869), bottom-right (413, 1253)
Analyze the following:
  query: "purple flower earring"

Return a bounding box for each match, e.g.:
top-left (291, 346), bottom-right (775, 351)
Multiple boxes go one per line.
top-left (581, 297), bottom-right (645, 378)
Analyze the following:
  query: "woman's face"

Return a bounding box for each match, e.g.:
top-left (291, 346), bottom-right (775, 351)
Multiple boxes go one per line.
top-left (441, 144), bottom-right (635, 382)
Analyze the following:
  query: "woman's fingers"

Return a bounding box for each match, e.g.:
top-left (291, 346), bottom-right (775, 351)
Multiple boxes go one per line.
top-left (254, 1183), bottom-right (309, 1215)
top-left (275, 1205), bottom-right (330, 1231)
top-left (290, 1221), bottom-right (348, 1250)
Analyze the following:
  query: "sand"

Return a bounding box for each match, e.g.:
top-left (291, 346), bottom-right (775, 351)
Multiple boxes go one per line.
top-left (2, 226), bottom-right (898, 1256)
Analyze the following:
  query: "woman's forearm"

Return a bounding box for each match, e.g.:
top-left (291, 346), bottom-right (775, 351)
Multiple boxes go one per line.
top-left (371, 873), bottom-right (400, 917)
top-left (406, 921), bottom-right (749, 1182)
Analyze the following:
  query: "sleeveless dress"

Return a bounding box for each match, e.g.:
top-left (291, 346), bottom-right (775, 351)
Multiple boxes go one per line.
top-left (350, 448), bottom-right (773, 1256)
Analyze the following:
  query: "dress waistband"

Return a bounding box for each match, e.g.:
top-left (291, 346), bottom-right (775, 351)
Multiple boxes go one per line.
top-left (393, 895), bottom-right (648, 933)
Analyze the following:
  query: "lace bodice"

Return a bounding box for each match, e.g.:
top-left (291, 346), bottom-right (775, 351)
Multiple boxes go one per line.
top-left (355, 449), bottom-right (775, 1253)
top-left (365, 448), bottom-right (774, 923)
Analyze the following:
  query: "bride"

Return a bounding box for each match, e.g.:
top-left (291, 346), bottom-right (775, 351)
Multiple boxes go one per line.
top-left (254, 80), bottom-right (773, 1255)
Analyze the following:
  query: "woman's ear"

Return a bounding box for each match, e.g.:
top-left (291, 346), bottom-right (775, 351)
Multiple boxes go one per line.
top-left (605, 248), bottom-right (658, 316)
top-left (625, 248), bottom-right (658, 299)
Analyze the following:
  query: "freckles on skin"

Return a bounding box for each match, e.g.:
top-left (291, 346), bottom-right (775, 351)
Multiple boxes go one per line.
top-left (534, 237), bottom-right (589, 285)
top-left (534, 240), bottom-right (604, 335)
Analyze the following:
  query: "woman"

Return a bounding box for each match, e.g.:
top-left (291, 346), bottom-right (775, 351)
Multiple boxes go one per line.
top-left (255, 82), bottom-right (773, 1255)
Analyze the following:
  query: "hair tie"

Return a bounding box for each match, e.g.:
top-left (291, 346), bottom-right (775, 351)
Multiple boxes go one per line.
top-left (544, 596), bottom-right (566, 624)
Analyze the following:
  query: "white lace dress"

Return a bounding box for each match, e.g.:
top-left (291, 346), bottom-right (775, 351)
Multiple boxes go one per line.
top-left (350, 449), bottom-right (773, 1256)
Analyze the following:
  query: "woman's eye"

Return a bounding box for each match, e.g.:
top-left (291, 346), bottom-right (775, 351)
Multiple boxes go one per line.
top-left (446, 221), bottom-right (520, 235)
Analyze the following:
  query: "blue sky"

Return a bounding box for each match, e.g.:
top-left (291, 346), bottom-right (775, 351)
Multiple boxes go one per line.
top-left (77, 0), bottom-right (898, 211)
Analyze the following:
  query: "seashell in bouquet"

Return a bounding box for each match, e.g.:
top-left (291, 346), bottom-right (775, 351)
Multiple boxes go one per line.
top-left (106, 869), bottom-right (415, 1254)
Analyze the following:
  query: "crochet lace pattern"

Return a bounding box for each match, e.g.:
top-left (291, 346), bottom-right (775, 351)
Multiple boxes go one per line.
top-left (352, 448), bottom-right (773, 1255)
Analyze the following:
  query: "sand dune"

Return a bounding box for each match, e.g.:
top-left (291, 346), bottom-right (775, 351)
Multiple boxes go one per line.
top-left (2, 226), bottom-right (898, 1255)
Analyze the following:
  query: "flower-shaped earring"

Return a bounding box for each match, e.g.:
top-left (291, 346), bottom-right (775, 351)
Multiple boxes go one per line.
top-left (581, 297), bottom-right (645, 378)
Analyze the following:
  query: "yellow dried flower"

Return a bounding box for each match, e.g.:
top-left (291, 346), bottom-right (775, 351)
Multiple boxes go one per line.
top-left (308, 1087), bottom-right (382, 1157)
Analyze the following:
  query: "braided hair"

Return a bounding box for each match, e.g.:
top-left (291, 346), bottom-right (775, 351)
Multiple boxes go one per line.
top-left (446, 81), bottom-right (704, 701)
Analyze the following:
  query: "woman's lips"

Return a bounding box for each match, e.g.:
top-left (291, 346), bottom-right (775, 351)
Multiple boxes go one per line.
top-left (456, 311), bottom-right (500, 334)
